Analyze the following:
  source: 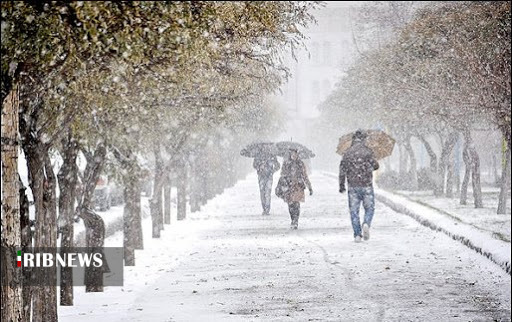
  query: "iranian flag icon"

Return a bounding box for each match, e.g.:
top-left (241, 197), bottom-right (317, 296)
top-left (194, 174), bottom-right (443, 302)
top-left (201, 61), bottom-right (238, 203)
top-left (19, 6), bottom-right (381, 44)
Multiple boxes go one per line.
top-left (17, 250), bottom-right (22, 267)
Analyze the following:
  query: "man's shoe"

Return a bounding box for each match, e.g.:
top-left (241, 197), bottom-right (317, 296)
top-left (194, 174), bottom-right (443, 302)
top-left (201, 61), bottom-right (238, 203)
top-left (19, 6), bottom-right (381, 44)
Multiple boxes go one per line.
top-left (362, 223), bottom-right (370, 241)
top-left (354, 236), bottom-right (362, 243)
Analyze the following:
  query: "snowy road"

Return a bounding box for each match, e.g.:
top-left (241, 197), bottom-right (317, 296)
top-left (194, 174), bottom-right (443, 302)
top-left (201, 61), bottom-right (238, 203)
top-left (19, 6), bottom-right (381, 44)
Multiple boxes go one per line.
top-left (60, 173), bottom-right (511, 322)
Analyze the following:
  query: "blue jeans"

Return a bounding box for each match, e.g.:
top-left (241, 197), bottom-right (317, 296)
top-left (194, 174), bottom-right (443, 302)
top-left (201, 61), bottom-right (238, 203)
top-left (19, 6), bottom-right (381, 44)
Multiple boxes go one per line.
top-left (258, 174), bottom-right (273, 214)
top-left (348, 187), bottom-right (375, 237)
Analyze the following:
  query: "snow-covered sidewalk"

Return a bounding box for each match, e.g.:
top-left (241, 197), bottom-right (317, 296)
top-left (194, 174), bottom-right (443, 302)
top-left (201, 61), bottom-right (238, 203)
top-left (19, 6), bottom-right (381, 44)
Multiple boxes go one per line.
top-left (393, 189), bottom-right (511, 242)
top-left (374, 189), bottom-right (511, 275)
top-left (59, 173), bottom-right (511, 321)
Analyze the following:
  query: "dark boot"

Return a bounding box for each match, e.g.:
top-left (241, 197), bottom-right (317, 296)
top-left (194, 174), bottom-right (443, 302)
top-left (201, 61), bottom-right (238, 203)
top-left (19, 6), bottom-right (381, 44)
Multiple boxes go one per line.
top-left (289, 202), bottom-right (300, 229)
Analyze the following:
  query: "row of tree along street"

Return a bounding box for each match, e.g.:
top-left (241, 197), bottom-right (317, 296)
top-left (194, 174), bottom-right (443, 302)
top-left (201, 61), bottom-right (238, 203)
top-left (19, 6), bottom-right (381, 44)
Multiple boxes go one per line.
top-left (317, 1), bottom-right (510, 213)
top-left (0, 2), bottom-right (319, 321)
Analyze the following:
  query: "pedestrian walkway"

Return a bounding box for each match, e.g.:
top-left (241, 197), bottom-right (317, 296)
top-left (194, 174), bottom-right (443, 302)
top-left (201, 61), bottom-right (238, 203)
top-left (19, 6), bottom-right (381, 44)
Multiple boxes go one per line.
top-left (60, 173), bottom-right (511, 322)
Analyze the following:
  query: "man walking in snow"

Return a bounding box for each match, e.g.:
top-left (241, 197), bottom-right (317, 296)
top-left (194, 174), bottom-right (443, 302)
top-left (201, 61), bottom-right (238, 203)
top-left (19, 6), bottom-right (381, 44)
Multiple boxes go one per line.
top-left (254, 155), bottom-right (280, 216)
top-left (339, 130), bottom-right (379, 242)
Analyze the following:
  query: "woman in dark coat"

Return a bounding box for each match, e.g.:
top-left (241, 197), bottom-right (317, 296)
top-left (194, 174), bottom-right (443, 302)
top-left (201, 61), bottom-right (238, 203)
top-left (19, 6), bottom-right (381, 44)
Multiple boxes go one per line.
top-left (277, 149), bottom-right (313, 229)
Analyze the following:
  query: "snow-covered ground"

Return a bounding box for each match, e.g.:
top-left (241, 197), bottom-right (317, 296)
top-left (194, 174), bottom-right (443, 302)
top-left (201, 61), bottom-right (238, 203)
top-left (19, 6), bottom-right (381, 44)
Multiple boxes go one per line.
top-left (59, 173), bottom-right (511, 321)
top-left (394, 189), bottom-right (511, 242)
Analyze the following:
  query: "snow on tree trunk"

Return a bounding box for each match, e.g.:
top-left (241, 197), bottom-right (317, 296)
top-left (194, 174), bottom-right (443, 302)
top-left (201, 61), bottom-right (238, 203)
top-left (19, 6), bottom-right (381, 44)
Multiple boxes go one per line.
top-left (497, 145), bottom-right (511, 214)
top-left (1, 85), bottom-right (24, 322)
top-left (57, 131), bottom-right (78, 306)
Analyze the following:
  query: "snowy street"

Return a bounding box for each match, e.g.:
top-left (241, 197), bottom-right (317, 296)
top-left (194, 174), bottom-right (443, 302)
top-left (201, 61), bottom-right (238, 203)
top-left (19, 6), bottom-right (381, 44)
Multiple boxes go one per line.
top-left (60, 173), bottom-right (511, 322)
top-left (3, 2), bottom-right (511, 322)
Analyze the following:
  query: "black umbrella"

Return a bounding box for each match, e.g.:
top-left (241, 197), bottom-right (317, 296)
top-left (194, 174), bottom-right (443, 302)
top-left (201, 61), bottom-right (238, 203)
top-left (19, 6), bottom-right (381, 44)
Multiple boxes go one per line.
top-left (240, 142), bottom-right (277, 158)
top-left (276, 141), bottom-right (315, 159)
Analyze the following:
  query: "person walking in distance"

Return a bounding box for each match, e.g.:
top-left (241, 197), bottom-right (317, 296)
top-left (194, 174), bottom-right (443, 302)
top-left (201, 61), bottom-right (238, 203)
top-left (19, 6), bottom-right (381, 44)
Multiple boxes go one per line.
top-left (339, 130), bottom-right (379, 242)
top-left (254, 155), bottom-right (280, 216)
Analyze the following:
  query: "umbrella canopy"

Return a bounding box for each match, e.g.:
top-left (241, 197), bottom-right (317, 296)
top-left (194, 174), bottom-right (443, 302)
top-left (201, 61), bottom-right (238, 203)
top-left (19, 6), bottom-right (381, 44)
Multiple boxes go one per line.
top-left (336, 130), bottom-right (395, 160)
top-left (240, 142), bottom-right (277, 158)
top-left (276, 141), bottom-right (315, 159)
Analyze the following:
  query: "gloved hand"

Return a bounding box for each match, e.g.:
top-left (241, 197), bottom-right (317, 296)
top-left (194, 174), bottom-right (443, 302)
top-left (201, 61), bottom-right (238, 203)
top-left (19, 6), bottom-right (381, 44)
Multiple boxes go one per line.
top-left (309, 189), bottom-right (313, 196)
top-left (339, 187), bottom-right (346, 193)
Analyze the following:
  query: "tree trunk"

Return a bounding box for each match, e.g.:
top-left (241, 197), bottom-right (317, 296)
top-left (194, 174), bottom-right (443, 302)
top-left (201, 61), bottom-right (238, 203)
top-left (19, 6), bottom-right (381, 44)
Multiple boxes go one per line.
top-left (133, 179), bottom-right (143, 249)
top-left (1, 85), bottom-right (23, 322)
top-left (57, 131), bottom-right (78, 306)
top-left (437, 132), bottom-right (459, 196)
top-left (454, 162), bottom-right (461, 195)
top-left (123, 183), bottom-right (135, 266)
top-left (418, 135), bottom-right (438, 172)
top-left (446, 152), bottom-right (455, 198)
top-left (80, 144), bottom-right (107, 211)
top-left (189, 163), bottom-right (200, 213)
top-left (177, 164), bottom-right (188, 221)
top-left (404, 136), bottom-right (418, 191)
top-left (80, 208), bottom-right (106, 292)
top-left (460, 144), bottom-right (471, 205)
top-left (470, 145), bottom-right (483, 208)
top-left (460, 130), bottom-right (483, 208)
top-left (164, 179), bottom-right (171, 224)
top-left (123, 175), bottom-right (142, 266)
top-left (418, 135), bottom-right (442, 196)
top-left (19, 176), bottom-right (32, 321)
top-left (150, 144), bottom-right (164, 238)
top-left (27, 149), bottom-right (58, 322)
top-left (76, 144), bottom-right (107, 291)
top-left (497, 145), bottom-right (511, 214)
top-left (113, 148), bottom-right (144, 259)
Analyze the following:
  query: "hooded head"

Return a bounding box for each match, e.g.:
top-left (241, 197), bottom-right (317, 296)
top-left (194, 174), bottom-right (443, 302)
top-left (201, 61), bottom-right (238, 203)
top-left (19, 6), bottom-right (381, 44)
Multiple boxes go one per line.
top-left (352, 130), bottom-right (367, 144)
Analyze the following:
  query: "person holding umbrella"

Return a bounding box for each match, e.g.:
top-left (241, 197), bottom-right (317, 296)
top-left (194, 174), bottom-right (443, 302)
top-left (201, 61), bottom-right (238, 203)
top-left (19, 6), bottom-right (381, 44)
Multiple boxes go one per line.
top-left (253, 154), bottom-right (281, 216)
top-left (339, 130), bottom-right (381, 242)
top-left (241, 142), bottom-right (281, 216)
top-left (276, 148), bottom-right (313, 230)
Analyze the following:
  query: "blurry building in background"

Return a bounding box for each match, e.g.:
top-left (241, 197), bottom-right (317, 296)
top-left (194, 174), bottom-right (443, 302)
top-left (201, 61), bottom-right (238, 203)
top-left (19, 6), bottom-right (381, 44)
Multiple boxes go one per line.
top-left (276, 2), bottom-right (359, 167)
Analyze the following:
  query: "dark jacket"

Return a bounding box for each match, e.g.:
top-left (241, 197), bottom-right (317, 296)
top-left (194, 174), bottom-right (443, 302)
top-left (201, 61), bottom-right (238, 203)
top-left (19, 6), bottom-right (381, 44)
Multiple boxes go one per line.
top-left (339, 141), bottom-right (379, 189)
top-left (253, 156), bottom-right (280, 177)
